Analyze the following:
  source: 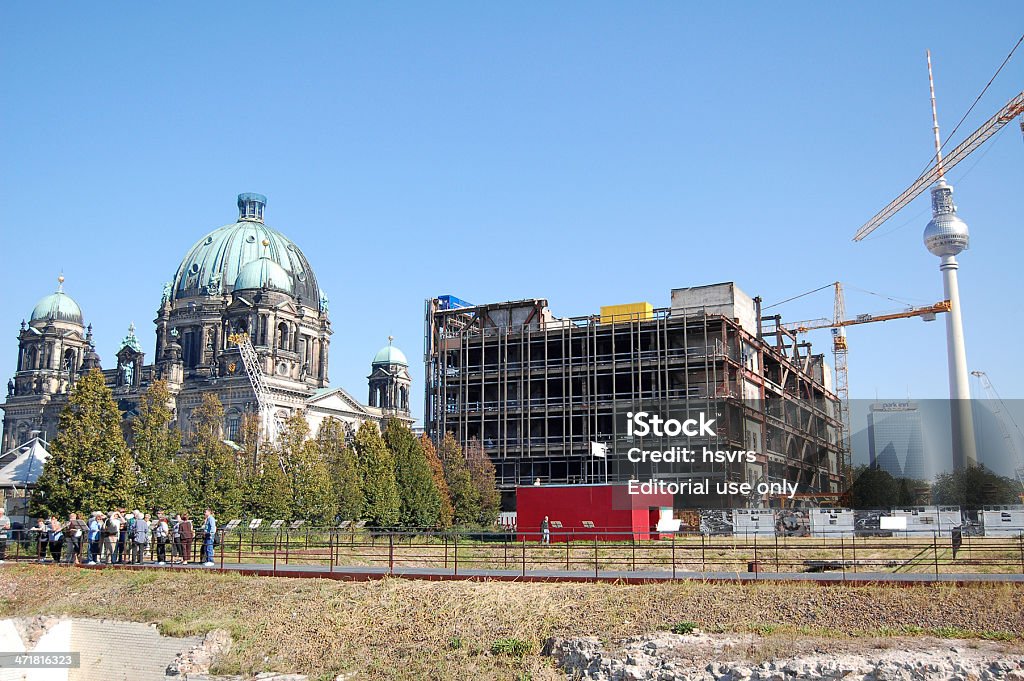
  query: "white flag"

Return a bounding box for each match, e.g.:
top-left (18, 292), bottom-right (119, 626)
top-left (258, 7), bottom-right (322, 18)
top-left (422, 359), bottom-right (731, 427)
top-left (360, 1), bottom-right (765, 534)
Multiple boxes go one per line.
top-left (590, 441), bottom-right (607, 458)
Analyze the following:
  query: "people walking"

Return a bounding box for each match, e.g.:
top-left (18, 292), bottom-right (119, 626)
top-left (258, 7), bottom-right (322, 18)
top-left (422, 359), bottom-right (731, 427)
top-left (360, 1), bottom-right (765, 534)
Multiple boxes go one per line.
top-left (0, 508), bottom-right (11, 563)
top-left (131, 511), bottom-right (150, 564)
top-left (179, 513), bottom-right (194, 565)
top-left (201, 509), bottom-right (216, 566)
top-left (541, 515), bottom-right (551, 545)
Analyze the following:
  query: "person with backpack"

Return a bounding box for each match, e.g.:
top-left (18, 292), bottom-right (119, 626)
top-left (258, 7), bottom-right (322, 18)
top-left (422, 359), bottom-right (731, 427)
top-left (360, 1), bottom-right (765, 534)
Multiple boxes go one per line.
top-left (154, 513), bottom-right (170, 565)
top-left (201, 509), bottom-right (216, 566)
top-left (102, 512), bottom-right (119, 565)
top-left (131, 510), bottom-right (150, 564)
top-left (63, 513), bottom-right (87, 565)
top-left (179, 513), bottom-right (194, 565)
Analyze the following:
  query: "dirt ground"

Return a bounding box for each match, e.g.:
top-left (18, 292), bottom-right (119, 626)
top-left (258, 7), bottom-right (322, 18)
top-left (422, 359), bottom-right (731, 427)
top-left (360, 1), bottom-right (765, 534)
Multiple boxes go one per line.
top-left (1, 564), bottom-right (1021, 680)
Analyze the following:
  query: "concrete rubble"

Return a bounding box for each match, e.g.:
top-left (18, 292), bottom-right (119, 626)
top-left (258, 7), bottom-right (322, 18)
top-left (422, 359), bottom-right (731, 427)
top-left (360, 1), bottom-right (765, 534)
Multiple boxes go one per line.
top-left (545, 632), bottom-right (1024, 680)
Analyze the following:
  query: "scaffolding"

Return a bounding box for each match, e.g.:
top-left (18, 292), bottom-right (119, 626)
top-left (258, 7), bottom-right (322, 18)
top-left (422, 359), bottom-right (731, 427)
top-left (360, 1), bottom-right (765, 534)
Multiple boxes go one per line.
top-left (424, 284), bottom-right (844, 506)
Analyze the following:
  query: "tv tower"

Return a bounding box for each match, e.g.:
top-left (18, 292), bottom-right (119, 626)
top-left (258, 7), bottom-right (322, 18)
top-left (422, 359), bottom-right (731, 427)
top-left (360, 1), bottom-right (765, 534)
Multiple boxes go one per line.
top-left (921, 50), bottom-right (978, 469)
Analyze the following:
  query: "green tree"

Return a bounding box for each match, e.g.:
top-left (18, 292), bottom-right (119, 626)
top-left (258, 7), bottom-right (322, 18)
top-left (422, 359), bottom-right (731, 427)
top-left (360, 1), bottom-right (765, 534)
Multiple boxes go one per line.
top-left (317, 418), bottom-right (363, 521)
top-left (291, 439), bottom-right (337, 523)
top-left (465, 437), bottom-right (500, 525)
top-left (932, 465), bottom-right (1021, 508)
top-left (384, 419), bottom-right (441, 528)
top-left (31, 369), bottom-right (137, 516)
top-left (247, 456), bottom-right (292, 520)
top-left (420, 434), bottom-right (453, 528)
top-left (845, 465), bottom-right (901, 509)
top-left (353, 422), bottom-right (400, 526)
top-left (273, 412), bottom-right (334, 522)
top-left (131, 380), bottom-right (187, 511)
top-left (181, 393), bottom-right (242, 517)
top-left (438, 432), bottom-right (479, 526)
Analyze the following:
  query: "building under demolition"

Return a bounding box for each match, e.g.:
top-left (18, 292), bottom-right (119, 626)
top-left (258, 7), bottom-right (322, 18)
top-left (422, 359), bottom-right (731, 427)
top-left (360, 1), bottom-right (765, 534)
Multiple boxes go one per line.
top-left (424, 283), bottom-right (845, 508)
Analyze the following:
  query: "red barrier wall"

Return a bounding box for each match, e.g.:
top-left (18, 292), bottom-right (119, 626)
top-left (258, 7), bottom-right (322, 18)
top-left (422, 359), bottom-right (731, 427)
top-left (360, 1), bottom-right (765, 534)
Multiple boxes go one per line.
top-left (515, 484), bottom-right (673, 542)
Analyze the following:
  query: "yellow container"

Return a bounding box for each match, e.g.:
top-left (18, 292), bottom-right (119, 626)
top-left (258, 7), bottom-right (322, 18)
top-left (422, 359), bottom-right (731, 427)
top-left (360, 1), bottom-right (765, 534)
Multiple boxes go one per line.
top-left (599, 302), bottom-right (653, 324)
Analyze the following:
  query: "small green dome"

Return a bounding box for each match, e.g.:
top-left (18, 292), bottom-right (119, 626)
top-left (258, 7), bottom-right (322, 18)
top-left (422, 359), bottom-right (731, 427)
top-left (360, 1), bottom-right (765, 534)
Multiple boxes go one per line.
top-left (372, 339), bottom-right (408, 367)
top-left (30, 279), bottom-right (83, 326)
top-left (234, 256), bottom-right (294, 293)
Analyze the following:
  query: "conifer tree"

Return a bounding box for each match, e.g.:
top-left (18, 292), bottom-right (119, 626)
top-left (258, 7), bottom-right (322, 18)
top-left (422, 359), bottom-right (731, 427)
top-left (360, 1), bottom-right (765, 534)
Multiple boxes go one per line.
top-left (317, 418), bottom-right (363, 521)
top-left (248, 455), bottom-right (292, 520)
top-left (31, 369), bottom-right (137, 516)
top-left (465, 437), bottom-right (501, 525)
top-left (419, 434), bottom-right (453, 528)
top-left (438, 432), bottom-right (480, 526)
top-left (291, 439), bottom-right (337, 523)
top-left (131, 379), bottom-right (187, 511)
top-left (353, 421), bottom-right (400, 526)
top-left (182, 392), bottom-right (242, 517)
top-left (384, 419), bottom-right (441, 528)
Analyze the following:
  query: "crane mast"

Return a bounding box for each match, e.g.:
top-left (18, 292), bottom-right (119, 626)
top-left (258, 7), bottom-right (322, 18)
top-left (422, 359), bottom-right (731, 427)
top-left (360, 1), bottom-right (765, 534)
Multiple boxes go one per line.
top-left (228, 332), bottom-right (278, 447)
top-left (831, 283), bottom-right (850, 475)
top-left (782, 285), bottom-right (951, 478)
top-left (971, 371), bottom-right (1024, 491)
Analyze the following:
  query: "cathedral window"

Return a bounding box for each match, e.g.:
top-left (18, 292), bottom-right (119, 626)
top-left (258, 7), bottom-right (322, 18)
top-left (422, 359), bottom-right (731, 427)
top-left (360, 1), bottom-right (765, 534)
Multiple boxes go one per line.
top-left (227, 417), bottom-right (240, 441)
top-left (277, 322), bottom-right (288, 350)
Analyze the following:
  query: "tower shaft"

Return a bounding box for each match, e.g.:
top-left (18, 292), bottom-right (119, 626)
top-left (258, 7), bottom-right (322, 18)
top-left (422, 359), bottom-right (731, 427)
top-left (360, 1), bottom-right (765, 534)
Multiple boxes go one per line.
top-left (940, 254), bottom-right (978, 468)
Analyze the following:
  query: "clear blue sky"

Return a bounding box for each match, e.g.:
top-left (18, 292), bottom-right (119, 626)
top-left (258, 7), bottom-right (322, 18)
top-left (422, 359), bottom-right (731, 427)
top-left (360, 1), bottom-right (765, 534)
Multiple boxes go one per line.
top-left (2, 3), bottom-right (1022, 423)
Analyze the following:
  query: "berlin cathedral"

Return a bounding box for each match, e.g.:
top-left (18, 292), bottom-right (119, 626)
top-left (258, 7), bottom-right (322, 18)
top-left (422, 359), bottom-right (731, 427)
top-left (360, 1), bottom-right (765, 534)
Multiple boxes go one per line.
top-left (1, 193), bottom-right (413, 451)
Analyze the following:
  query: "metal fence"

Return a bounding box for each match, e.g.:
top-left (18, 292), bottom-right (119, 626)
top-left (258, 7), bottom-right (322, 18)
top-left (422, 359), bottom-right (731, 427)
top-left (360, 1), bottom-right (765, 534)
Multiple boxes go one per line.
top-left (8, 526), bottom-right (1020, 578)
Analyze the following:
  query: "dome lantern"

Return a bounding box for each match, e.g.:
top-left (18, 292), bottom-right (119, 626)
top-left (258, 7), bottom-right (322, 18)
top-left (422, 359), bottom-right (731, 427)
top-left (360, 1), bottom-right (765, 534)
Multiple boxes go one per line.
top-left (237, 192), bottom-right (267, 222)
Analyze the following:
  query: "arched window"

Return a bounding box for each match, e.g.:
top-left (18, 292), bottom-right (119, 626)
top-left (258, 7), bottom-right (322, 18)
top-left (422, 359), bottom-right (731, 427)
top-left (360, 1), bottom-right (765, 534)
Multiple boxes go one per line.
top-left (400, 386), bottom-right (408, 410)
top-left (277, 322), bottom-right (289, 350)
top-left (25, 346), bottom-right (37, 371)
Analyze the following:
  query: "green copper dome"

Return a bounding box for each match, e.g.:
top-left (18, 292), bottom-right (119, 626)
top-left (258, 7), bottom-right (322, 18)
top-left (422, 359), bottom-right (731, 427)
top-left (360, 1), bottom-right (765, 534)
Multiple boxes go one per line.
top-left (30, 278), bottom-right (83, 326)
top-left (372, 339), bottom-right (408, 367)
top-left (171, 193), bottom-right (320, 305)
top-left (234, 256), bottom-right (294, 293)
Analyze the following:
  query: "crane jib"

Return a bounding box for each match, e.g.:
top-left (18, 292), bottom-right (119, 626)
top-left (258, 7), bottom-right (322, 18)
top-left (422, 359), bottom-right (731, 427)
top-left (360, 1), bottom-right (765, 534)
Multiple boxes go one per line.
top-left (854, 91), bottom-right (1024, 242)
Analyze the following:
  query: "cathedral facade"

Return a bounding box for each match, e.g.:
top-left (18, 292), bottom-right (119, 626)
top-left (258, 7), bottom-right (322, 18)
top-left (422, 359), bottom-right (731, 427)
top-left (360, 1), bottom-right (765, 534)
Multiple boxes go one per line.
top-left (2, 193), bottom-right (412, 451)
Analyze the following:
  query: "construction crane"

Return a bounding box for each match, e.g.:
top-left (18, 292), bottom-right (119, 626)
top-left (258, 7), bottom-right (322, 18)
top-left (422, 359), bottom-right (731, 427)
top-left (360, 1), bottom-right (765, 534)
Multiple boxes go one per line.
top-left (970, 371), bottom-right (1024, 491)
top-left (853, 89), bottom-right (1023, 241)
top-left (782, 282), bottom-right (951, 474)
top-left (227, 332), bottom-right (278, 449)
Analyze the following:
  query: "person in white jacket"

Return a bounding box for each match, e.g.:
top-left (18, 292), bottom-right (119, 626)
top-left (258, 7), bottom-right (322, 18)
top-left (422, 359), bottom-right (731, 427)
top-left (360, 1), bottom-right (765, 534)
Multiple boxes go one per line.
top-left (154, 514), bottom-right (170, 565)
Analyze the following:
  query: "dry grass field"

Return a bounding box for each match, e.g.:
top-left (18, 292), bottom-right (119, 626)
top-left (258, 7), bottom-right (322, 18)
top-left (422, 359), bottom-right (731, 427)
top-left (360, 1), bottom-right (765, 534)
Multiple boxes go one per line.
top-left (1, 565), bottom-right (1022, 680)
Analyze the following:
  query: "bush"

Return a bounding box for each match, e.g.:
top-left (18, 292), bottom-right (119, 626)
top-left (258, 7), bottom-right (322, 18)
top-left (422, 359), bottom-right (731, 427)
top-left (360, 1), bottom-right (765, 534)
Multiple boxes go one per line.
top-left (490, 638), bottom-right (531, 657)
top-left (671, 621), bottom-right (697, 635)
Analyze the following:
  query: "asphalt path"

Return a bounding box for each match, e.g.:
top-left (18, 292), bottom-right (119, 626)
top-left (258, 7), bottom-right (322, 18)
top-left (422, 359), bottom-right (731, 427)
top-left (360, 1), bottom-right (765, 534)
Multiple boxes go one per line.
top-left (15, 557), bottom-right (1021, 585)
